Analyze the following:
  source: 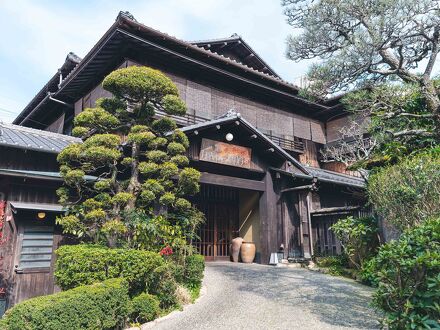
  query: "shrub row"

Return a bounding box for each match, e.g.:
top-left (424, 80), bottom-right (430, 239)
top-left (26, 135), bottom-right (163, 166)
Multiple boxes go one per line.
top-left (0, 279), bottom-right (129, 330)
top-left (55, 245), bottom-right (205, 310)
top-left (55, 244), bottom-right (164, 296)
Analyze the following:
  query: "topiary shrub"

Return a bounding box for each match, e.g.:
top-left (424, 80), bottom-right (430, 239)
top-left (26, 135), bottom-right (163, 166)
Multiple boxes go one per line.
top-left (0, 278), bottom-right (130, 330)
top-left (129, 293), bottom-right (160, 324)
top-left (369, 217), bottom-right (440, 329)
top-left (184, 254), bottom-right (205, 289)
top-left (55, 244), bottom-right (164, 296)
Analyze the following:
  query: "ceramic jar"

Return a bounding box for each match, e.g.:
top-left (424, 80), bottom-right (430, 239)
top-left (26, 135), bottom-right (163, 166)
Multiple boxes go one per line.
top-left (230, 237), bottom-right (244, 262)
top-left (240, 242), bottom-right (256, 263)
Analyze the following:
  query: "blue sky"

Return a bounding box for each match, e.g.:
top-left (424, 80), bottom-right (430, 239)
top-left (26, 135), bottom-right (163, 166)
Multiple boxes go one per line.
top-left (0, 0), bottom-right (312, 123)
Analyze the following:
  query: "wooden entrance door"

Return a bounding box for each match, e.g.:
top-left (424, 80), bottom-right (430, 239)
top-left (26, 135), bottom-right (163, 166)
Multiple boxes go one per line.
top-left (10, 215), bottom-right (61, 306)
top-left (194, 186), bottom-right (239, 260)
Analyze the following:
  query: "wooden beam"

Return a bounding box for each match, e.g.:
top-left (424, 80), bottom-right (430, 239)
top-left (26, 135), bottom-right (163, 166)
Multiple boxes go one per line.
top-left (199, 172), bottom-right (265, 191)
top-left (281, 185), bottom-right (313, 193)
top-left (311, 205), bottom-right (361, 215)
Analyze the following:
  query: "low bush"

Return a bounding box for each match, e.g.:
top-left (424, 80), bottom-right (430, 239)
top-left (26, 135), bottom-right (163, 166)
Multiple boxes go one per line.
top-left (150, 264), bottom-right (178, 309)
top-left (55, 244), bottom-right (164, 296)
top-left (184, 254), bottom-right (205, 289)
top-left (370, 217), bottom-right (440, 329)
top-left (331, 216), bottom-right (379, 270)
top-left (129, 293), bottom-right (160, 324)
top-left (0, 278), bottom-right (130, 330)
top-left (359, 258), bottom-right (380, 286)
top-left (314, 255), bottom-right (350, 277)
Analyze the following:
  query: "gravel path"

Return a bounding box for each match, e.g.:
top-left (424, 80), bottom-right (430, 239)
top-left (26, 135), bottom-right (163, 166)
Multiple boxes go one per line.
top-left (152, 262), bottom-right (380, 330)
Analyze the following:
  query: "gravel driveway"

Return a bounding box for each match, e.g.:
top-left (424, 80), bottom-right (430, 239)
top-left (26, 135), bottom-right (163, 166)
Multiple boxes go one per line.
top-left (152, 262), bottom-right (380, 330)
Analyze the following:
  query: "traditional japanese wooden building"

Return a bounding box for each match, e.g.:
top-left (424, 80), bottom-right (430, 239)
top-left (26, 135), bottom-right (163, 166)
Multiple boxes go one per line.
top-left (1, 11), bottom-right (367, 309)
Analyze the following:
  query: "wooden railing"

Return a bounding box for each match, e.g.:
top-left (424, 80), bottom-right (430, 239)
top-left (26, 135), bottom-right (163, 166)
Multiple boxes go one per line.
top-left (155, 109), bottom-right (305, 153)
top-left (260, 131), bottom-right (305, 153)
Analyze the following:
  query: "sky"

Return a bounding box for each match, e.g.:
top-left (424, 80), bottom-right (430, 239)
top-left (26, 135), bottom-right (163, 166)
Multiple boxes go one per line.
top-left (0, 0), bottom-right (312, 123)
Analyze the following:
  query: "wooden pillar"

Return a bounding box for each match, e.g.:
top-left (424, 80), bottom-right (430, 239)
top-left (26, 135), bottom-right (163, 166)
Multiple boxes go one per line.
top-left (297, 190), bottom-right (313, 258)
top-left (259, 171), bottom-right (278, 264)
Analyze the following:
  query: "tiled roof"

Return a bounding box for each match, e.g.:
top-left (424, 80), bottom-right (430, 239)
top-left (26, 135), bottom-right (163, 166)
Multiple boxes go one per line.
top-left (190, 33), bottom-right (280, 78)
top-left (304, 166), bottom-right (366, 188)
top-left (0, 122), bottom-right (81, 153)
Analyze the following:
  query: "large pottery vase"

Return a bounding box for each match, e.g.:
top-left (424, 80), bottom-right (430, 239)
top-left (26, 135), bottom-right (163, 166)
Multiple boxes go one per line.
top-left (240, 242), bottom-right (256, 263)
top-left (230, 237), bottom-right (244, 262)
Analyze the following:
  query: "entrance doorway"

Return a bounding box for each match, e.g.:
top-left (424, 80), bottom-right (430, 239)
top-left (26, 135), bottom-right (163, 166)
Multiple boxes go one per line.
top-left (10, 211), bottom-right (61, 307)
top-left (194, 185), bottom-right (239, 261)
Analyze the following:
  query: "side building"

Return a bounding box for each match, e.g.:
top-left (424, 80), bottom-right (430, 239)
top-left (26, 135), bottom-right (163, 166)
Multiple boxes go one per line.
top-left (0, 123), bottom-right (81, 312)
top-left (2, 11), bottom-right (367, 309)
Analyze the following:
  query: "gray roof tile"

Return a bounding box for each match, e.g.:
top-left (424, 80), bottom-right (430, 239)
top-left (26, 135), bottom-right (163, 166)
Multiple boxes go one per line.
top-left (304, 166), bottom-right (366, 188)
top-left (0, 122), bottom-right (81, 153)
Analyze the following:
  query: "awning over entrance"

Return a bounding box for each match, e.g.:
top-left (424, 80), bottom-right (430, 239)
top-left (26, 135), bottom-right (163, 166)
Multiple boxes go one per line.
top-left (177, 110), bottom-right (310, 176)
top-left (10, 202), bottom-right (65, 213)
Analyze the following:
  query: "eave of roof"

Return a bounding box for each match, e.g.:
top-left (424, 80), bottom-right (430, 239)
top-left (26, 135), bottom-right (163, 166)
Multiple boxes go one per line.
top-left (10, 201), bottom-right (65, 212)
top-left (13, 52), bottom-right (82, 125)
top-left (177, 111), bottom-right (309, 175)
top-left (0, 168), bottom-right (97, 182)
top-left (304, 166), bottom-right (365, 188)
top-left (271, 166), bottom-right (365, 189)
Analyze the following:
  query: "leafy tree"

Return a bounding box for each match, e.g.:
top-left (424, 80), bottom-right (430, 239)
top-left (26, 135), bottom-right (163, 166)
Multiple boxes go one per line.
top-left (56, 66), bottom-right (203, 251)
top-left (283, 0), bottom-right (440, 141)
top-left (341, 83), bottom-right (438, 166)
top-left (368, 148), bottom-right (440, 230)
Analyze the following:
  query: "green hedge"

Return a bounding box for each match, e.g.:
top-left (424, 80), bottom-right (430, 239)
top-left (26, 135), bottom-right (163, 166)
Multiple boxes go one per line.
top-left (55, 245), bottom-right (164, 296)
top-left (184, 254), bottom-right (205, 289)
top-left (0, 278), bottom-right (130, 330)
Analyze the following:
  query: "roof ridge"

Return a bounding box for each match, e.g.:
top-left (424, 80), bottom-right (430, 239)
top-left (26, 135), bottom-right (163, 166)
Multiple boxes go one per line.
top-left (189, 35), bottom-right (241, 45)
top-left (102, 15), bottom-right (300, 90)
top-left (190, 33), bottom-right (282, 80)
top-left (0, 122), bottom-right (81, 142)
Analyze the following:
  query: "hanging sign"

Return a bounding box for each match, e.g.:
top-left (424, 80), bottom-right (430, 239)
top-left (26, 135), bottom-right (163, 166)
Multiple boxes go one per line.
top-left (199, 138), bottom-right (251, 169)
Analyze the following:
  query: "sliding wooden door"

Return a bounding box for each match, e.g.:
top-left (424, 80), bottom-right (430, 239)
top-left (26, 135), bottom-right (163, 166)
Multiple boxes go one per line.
top-left (194, 185), bottom-right (239, 260)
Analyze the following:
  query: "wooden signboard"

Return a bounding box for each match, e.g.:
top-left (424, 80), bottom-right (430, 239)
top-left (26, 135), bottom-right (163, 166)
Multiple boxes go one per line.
top-left (199, 138), bottom-right (252, 169)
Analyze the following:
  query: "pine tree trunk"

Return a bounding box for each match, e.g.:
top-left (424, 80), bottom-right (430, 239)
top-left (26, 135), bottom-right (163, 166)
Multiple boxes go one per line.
top-left (420, 78), bottom-right (440, 139)
top-left (126, 142), bottom-right (140, 211)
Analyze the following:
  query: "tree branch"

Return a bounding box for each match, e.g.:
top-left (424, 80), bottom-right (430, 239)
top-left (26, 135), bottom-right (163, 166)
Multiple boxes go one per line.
top-left (385, 129), bottom-right (434, 138)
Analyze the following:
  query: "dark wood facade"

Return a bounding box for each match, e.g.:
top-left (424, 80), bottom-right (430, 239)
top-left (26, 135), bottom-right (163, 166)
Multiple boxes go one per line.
top-left (0, 159), bottom-right (64, 311)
